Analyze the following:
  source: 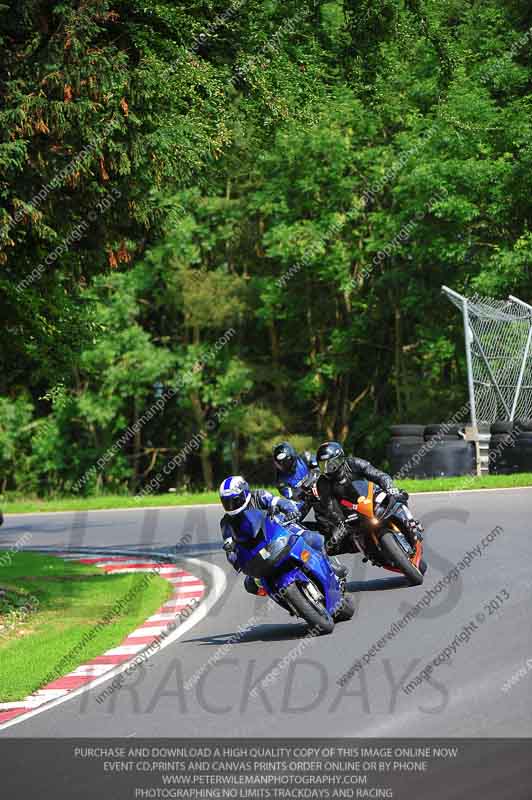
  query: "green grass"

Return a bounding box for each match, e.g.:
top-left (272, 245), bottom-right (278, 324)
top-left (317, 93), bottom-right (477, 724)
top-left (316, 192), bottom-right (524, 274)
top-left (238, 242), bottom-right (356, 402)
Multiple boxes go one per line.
top-left (2, 473), bottom-right (532, 514)
top-left (401, 472), bottom-right (532, 493)
top-left (0, 552), bottom-right (172, 702)
top-left (2, 491), bottom-right (223, 514)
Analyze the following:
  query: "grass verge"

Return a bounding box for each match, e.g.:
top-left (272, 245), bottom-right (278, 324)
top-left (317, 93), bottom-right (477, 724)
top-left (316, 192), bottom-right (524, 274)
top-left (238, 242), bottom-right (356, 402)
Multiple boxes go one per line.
top-left (2, 473), bottom-right (532, 514)
top-left (0, 552), bottom-right (172, 702)
top-left (2, 491), bottom-right (221, 514)
top-left (401, 472), bottom-right (532, 493)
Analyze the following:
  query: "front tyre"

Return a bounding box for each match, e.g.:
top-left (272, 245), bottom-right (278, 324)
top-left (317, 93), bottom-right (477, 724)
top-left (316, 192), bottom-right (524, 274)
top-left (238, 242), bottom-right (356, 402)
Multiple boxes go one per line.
top-left (380, 531), bottom-right (424, 586)
top-left (283, 582), bottom-right (334, 635)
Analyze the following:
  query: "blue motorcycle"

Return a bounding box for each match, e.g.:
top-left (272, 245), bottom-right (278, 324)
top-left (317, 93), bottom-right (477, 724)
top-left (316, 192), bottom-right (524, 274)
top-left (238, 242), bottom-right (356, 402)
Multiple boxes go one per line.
top-left (230, 511), bottom-right (354, 635)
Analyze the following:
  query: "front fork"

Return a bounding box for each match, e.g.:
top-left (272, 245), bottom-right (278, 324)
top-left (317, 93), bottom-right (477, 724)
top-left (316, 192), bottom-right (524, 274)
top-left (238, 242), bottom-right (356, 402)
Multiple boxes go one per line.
top-left (388, 504), bottom-right (424, 547)
top-left (357, 522), bottom-right (418, 567)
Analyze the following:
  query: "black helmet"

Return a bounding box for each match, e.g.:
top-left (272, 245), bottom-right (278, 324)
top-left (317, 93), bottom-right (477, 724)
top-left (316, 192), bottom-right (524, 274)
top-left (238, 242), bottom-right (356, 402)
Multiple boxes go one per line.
top-left (273, 441), bottom-right (297, 473)
top-left (316, 441), bottom-right (345, 476)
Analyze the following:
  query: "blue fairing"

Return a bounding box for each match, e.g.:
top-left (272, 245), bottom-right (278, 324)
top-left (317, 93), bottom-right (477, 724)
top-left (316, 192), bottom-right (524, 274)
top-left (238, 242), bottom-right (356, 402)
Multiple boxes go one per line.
top-left (231, 511), bottom-right (342, 617)
top-left (266, 524), bottom-right (341, 613)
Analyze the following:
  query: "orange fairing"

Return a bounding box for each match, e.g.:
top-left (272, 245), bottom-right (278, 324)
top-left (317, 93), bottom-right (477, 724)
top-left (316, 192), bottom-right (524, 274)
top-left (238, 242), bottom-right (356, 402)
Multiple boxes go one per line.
top-left (356, 481), bottom-right (375, 519)
top-left (412, 539), bottom-right (423, 569)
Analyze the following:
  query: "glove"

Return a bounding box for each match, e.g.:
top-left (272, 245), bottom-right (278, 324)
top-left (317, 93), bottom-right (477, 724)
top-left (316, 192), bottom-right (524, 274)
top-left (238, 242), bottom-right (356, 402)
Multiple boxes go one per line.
top-left (273, 497), bottom-right (299, 518)
top-left (282, 509), bottom-right (301, 524)
top-left (388, 487), bottom-right (409, 504)
top-left (301, 472), bottom-right (319, 491)
top-left (408, 517), bottom-right (424, 537)
top-left (223, 539), bottom-right (239, 568)
top-left (300, 472), bottom-right (320, 499)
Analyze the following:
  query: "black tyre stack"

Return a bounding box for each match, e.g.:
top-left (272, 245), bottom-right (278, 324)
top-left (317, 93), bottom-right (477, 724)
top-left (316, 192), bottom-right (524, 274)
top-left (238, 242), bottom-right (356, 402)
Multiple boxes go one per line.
top-left (387, 425), bottom-right (426, 478)
top-left (424, 423), bottom-right (465, 442)
top-left (388, 419), bottom-right (532, 478)
top-left (514, 419), bottom-right (532, 473)
top-left (489, 421), bottom-right (519, 475)
top-left (422, 424), bottom-right (474, 478)
top-left (387, 424), bottom-right (474, 478)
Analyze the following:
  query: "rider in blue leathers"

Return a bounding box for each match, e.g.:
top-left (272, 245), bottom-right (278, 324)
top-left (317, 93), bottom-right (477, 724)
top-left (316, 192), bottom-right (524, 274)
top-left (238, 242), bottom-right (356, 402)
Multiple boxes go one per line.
top-left (273, 442), bottom-right (318, 517)
top-left (273, 440), bottom-right (342, 542)
top-left (219, 476), bottom-right (346, 595)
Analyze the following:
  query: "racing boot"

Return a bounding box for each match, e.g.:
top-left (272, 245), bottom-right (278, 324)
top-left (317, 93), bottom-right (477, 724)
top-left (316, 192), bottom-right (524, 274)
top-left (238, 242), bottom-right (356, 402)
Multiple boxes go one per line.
top-left (330, 557), bottom-right (348, 579)
top-left (330, 557), bottom-right (348, 591)
top-left (244, 576), bottom-right (267, 596)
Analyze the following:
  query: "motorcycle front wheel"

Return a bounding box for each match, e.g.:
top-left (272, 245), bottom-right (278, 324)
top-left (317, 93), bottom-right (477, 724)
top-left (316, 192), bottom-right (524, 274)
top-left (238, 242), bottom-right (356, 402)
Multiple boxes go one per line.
top-left (284, 582), bottom-right (334, 635)
top-left (380, 531), bottom-right (424, 586)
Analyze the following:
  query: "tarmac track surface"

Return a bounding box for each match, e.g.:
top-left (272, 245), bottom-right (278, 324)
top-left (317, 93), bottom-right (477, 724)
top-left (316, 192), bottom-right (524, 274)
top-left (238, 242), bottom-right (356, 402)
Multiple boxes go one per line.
top-left (0, 488), bottom-right (531, 738)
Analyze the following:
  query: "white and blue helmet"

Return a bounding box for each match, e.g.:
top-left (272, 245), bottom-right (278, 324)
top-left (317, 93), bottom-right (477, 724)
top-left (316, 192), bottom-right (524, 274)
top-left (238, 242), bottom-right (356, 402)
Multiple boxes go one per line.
top-left (219, 475), bottom-right (251, 515)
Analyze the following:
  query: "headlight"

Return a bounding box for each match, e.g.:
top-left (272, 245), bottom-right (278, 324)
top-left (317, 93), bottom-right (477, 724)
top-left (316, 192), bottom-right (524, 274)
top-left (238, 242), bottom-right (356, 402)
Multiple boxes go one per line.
top-left (268, 535), bottom-right (289, 557)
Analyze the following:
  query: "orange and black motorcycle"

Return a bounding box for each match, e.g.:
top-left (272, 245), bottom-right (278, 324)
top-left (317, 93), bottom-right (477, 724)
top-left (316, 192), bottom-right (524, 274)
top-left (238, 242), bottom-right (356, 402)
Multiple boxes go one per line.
top-left (305, 477), bottom-right (426, 586)
top-left (346, 481), bottom-right (426, 585)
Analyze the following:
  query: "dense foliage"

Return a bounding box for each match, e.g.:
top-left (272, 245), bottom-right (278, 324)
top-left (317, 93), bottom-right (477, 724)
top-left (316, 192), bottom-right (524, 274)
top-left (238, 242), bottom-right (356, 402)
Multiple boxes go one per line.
top-left (1, 0), bottom-right (531, 493)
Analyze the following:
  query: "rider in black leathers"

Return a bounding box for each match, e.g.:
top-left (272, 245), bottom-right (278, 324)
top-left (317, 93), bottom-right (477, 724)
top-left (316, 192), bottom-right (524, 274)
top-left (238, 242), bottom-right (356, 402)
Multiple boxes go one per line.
top-left (314, 441), bottom-right (422, 554)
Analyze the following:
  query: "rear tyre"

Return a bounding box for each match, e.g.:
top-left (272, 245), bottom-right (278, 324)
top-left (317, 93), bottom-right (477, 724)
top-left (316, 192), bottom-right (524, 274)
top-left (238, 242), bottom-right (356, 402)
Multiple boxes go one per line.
top-left (380, 531), bottom-right (424, 586)
top-left (283, 582), bottom-right (334, 635)
top-left (333, 594), bottom-right (355, 622)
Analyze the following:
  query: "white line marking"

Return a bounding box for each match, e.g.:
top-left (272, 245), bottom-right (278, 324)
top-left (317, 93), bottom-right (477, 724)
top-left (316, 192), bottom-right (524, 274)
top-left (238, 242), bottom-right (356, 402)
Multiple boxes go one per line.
top-left (4, 503), bottom-right (222, 517)
top-left (410, 485), bottom-right (532, 497)
top-left (23, 690), bottom-right (69, 708)
top-left (92, 561), bottom-right (148, 568)
top-left (126, 627), bottom-right (166, 638)
top-left (69, 665), bottom-right (114, 677)
top-left (102, 566), bottom-right (158, 574)
top-left (103, 644), bottom-right (149, 656)
top-left (0, 557), bottom-right (226, 731)
top-left (146, 612), bottom-right (182, 622)
top-left (6, 485), bottom-right (532, 519)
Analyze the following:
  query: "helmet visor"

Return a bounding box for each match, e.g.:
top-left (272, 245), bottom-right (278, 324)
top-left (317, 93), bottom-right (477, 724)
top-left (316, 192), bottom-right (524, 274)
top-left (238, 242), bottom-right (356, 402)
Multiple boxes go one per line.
top-left (318, 454), bottom-right (343, 475)
top-left (221, 492), bottom-right (250, 515)
top-left (275, 452), bottom-right (294, 471)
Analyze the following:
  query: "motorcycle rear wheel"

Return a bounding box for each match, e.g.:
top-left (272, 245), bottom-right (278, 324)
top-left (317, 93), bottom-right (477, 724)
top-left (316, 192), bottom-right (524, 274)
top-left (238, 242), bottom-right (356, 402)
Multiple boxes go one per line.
top-left (284, 582), bottom-right (335, 635)
top-left (380, 531), bottom-right (424, 586)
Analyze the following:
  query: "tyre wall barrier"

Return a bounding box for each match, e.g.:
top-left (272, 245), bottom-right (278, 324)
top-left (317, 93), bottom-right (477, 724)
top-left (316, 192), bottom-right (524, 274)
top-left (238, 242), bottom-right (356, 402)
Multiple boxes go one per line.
top-left (389, 419), bottom-right (532, 478)
top-left (421, 441), bottom-right (475, 478)
top-left (488, 419), bottom-right (532, 474)
top-left (387, 424), bottom-right (473, 478)
top-left (423, 423), bottom-right (466, 442)
top-left (387, 438), bottom-right (475, 478)
top-left (387, 439), bottom-right (427, 479)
